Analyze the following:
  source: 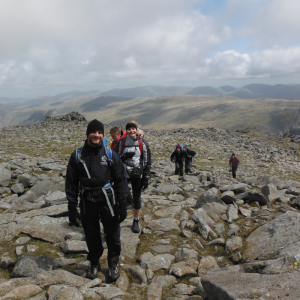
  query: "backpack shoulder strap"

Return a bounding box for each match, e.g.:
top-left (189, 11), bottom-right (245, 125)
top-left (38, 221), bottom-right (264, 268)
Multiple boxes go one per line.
top-left (75, 145), bottom-right (91, 179)
top-left (121, 136), bottom-right (127, 153)
top-left (76, 147), bottom-right (82, 163)
top-left (138, 137), bottom-right (143, 154)
top-left (102, 138), bottom-right (114, 167)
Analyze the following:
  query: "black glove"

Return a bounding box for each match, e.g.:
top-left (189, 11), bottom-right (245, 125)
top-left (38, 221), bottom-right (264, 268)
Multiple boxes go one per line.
top-left (119, 207), bottom-right (127, 223)
top-left (142, 179), bottom-right (149, 190)
top-left (142, 175), bottom-right (150, 190)
top-left (171, 159), bottom-right (175, 163)
top-left (68, 203), bottom-right (82, 227)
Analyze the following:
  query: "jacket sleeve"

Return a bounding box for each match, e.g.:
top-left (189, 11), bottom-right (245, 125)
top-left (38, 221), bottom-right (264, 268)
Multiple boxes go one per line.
top-left (65, 152), bottom-right (80, 205)
top-left (170, 151), bottom-right (175, 161)
top-left (142, 139), bottom-right (151, 178)
top-left (113, 141), bottom-right (119, 153)
top-left (189, 149), bottom-right (196, 157)
top-left (111, 151), bottom-right (128, 209)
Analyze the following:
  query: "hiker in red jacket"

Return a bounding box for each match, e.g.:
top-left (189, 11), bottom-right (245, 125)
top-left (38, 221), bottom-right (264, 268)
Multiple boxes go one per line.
top-left (110, 126), bottom-right (126, 150)
top-left (229, 153), bottom-right (240, 179)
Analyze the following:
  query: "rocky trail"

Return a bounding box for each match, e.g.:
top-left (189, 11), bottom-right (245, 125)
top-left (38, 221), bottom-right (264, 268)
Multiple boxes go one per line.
top-left (1, 114), bottom-right (300, 299)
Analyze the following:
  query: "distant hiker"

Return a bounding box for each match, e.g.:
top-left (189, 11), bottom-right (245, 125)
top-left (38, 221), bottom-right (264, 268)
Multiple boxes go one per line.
top-left (229, 153), bottom-right (240, 179)
top-left (115, 120), bottom-right (151, 234)
top-left (110, 126), bottom-right (126, 150)
top-left (171, 144), bottom-right (187, 176)
top-left (183, 145), bottom-right (196, 174)
top-left (65, 119), bottom-right (128, 282)
top-left (110, 126), bottom-right (133, 210)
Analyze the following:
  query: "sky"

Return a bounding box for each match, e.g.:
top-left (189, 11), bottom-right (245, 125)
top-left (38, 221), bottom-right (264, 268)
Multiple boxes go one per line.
top-left (1, 0), bottom-right (300, 98)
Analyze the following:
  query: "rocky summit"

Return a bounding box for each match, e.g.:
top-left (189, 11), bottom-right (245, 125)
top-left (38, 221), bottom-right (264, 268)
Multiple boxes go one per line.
top-left (0, 114), bottom-right (300, 300)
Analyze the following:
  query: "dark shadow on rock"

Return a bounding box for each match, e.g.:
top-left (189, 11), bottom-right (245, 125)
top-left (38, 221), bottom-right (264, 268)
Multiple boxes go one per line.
top-left (221, 195), bottom-right (236, 205)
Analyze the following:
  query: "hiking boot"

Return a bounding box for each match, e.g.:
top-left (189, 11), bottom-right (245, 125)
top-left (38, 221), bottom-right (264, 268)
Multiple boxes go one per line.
top-left (132, 218), bottom-right (140, 233)
top-left (109, 266), bottom-right (120, 281)
top-left (86, 262), bottom-right (101, 279)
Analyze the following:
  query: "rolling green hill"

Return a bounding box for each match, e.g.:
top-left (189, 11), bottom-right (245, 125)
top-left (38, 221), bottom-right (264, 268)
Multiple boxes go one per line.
top-left (1, 91), bottom-right (300, 133)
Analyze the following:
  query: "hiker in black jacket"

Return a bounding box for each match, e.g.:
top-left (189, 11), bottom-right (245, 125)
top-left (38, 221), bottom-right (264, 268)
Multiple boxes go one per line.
top-left (170, 144), bottom-right (187, 176)
top-left (65, 119), bottom-right (128, 282)
top-left (183, 146), bottom-right (196, 174)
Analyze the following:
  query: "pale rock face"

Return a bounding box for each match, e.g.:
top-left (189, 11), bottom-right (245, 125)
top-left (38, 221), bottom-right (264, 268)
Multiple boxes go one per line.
top-left (198, 256), bottom-right (220, 276)
top-left (0, 165), bottom-right (11, 187)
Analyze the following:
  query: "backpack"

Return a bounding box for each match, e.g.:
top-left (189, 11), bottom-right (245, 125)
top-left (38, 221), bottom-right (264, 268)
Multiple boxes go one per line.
top-left (121, 136), bottom-right (143, 155)
top-left (75, 138), bottom-right (116, 216)
top-left (120, 136), bottom-right (144, 178)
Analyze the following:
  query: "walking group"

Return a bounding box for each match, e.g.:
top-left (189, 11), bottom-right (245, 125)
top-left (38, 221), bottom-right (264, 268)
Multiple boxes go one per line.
top-left (170, 143), bottom-right (196, 176)
top-left (65, 119), bottom-right (239, 282)
top-left (66, 119), bottom-right (151, 281)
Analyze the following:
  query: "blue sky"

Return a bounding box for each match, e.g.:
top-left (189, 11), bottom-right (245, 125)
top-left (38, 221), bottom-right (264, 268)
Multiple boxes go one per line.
top-left (0, 0), bottom-right (300, 97)
top-left (194, 0), bottom-right (227, 15)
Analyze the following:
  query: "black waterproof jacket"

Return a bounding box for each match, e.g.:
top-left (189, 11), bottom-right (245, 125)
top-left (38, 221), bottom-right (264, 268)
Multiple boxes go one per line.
top-left (184, 148), bottom-right (196, 163)
top-left (170, 149), bottom-right (187, 162)
top-left (65, 140), bottom-right (128, 208)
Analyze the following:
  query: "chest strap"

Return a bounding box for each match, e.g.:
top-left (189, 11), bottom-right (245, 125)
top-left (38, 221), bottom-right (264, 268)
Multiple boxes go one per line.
top-left (76, 142), bottom-right (115, 217)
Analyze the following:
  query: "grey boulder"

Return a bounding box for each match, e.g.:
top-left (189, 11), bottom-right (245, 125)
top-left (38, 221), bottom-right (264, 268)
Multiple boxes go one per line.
top-left (0, 165), bottom-right (11, 187)
top-left (11, 255), bottom-right (54, 278)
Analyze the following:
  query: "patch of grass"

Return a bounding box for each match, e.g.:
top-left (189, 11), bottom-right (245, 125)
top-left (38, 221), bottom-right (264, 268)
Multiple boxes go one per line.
top-left (0, 234), bottom-right (68, 267)
top-left (0, 269), bottom-right (11, 280)
top-left (161, 287), bottom-right (177, 299)
top-left (135, 232), bottom-right (160, 259)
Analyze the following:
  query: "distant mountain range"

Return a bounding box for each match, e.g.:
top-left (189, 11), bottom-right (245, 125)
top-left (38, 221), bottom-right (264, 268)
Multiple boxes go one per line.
top-left (1, 83), bottom-right (300, 106)
top-left (1, 83), bottom-right (300, 132)
top-left (24, 90), bottom-right (102, 106)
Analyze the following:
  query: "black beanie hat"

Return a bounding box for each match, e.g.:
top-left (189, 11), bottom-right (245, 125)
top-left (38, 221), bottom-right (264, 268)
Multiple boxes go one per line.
top-left (232, 153), bottom-right (235, 156)
top-left (126, 122), bottom-right (137, 130)
top-left (86, 119), bottom-right (104, 137)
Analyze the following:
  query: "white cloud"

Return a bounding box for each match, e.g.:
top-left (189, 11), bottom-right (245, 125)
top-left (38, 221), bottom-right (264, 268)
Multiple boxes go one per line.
top-left (0, 0), bottom-right (299, 96)
top-left (205, 50), bottom-right (251, 78)
top-left (204, 46), bottom-right (300, 80)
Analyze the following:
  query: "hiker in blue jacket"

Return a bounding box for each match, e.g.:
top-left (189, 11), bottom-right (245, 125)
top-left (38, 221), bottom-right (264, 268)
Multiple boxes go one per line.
top-left (65, 119), bottom-right (128, 282)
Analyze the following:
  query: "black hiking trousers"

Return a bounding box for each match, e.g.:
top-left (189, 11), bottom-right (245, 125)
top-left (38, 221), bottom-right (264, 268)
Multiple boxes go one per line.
top-left (128, 177), bottom-right (143, 210)
top-left (126, 185), bottom-right (133, 206)
top-left (175, 160), bottom-right (184, 176)
top-left (232, 166), bottom-right (238, 179)
top-left (80, 200), bottom-right (121, 267)
top-left (185, 160), bottom-right (192, 174)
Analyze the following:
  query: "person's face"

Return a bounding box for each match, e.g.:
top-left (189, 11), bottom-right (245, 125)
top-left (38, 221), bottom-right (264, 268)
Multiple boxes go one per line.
top-left (111, 133), bottom-right (121, 140)
top-left (177, 148), bottom-right (181, 152)
top-left (87, 130), bottom-right (103, 146)
top-left (126, 127), bottom-right (137, 139)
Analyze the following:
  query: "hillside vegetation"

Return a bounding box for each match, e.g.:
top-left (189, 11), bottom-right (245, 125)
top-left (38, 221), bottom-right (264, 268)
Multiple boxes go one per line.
top-left (1, 84), bottom-right (300, 132)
